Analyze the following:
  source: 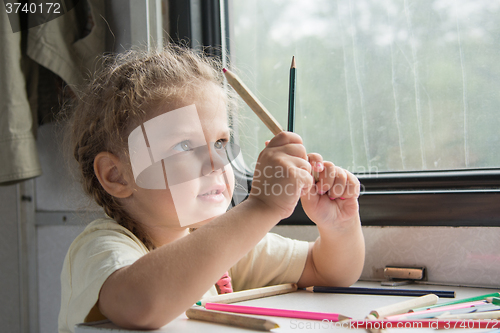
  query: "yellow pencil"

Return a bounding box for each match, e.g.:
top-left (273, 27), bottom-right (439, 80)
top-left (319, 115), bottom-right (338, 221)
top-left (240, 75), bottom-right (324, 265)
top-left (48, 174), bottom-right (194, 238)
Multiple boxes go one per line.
top-left (186, 307), bottom-right (279, 331)
top-left (196, 283), bottom-right (297, 306)
top-left (223, 68), bottom-right (283, 135)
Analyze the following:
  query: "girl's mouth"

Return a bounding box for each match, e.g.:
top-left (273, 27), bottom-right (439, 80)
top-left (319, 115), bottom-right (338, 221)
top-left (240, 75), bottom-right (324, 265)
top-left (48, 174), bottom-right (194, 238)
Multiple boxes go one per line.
top-left (200, 189), bottom-right (222, 196)
top-left (198, 185), bottom-right (227, 202)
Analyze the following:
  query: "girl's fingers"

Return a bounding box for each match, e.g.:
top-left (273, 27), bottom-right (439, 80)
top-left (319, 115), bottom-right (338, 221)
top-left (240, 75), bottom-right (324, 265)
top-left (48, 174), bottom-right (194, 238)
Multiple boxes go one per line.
top-left (342, 170), bottom-right (361, 199)
top-left (265, 142), bottom-right (308, 160)
top-left (312, 161), bottom-right (361, 199)
top-left (285, 144), bottom-right (308, 160)
top-left (256, 151), bottom-right (312, 184)
top-left (314, 163), bottom-right (347, 199)
top-left (328, 167), bottom-right (348, 199)
top-left (296, 166), bottom-right (315, 192)
top-left (266, 131), bottom-right (303, 148)
top-left (287, 155), bottom-right (313, 177)
top-left (315, 161), bottom-right (335, 194)
top-left (257, 155), bottom-right (313, 195)
top-left (307, 153), bottom-right (324, 172)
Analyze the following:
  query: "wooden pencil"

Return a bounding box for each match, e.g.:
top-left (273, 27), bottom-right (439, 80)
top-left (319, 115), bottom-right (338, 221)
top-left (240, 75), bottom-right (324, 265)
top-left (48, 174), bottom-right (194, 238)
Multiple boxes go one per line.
top-left (223, 67), bottom-right (319, 182)
top-left (196, 283), bottom-right (297, 306)
top-left (369, 294), bottom-right (439, 319)
top-left (223, 68), bottom-right (283, 135)
top-left (287, 56), bottom-right (296, 132)
top-left (186, 307), bottom-right (279, 331)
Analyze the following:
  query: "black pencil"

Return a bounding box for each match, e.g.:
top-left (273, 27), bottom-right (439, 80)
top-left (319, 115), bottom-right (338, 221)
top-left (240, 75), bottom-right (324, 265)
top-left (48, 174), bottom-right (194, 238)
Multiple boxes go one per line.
top-left (287, 56), bottom-right (296, 132)
top-left (306, 286), bottom-right (456, 298)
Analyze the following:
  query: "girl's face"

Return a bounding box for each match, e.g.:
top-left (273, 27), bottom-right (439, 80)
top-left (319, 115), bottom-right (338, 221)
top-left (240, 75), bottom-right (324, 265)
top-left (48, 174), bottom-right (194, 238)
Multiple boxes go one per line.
top-left (127, 88), bottom-right (235, 232)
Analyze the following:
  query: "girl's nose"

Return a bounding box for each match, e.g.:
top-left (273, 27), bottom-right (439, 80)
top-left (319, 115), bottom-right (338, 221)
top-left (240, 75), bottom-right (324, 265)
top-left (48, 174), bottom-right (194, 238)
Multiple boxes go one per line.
top-left (201, 142), bottom-right (227, 176)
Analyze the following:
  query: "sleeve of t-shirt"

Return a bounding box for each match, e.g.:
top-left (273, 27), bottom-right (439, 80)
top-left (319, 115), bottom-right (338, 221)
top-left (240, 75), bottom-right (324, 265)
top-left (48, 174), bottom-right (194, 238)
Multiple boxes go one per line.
top-left (59, 220), bottom-right (148, 333)
top-left (228, 233), bottom-right (310, 292)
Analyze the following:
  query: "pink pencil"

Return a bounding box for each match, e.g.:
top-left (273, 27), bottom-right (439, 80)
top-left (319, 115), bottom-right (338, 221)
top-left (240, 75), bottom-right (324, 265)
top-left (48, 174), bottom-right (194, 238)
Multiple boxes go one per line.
top-left (205, 302), bottom-right (350, 321)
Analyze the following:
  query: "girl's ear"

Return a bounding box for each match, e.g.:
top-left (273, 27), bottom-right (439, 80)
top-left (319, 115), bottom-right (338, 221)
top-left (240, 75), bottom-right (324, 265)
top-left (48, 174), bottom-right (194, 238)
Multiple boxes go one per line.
top-left (94, 152), bottom-right (134, 198)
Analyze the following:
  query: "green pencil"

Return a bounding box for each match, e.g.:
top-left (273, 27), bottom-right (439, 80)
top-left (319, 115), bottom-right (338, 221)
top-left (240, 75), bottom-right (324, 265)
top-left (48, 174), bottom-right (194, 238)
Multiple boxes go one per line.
top-left (287, 56), bottom-right (296, 132)
top-left (487, 297), bottom-right (500, 306)
top-left (411, 292), bottom-right (500, 312)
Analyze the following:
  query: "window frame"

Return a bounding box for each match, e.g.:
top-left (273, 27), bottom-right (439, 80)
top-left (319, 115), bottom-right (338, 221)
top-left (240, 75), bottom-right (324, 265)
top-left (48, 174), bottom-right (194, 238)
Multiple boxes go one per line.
top-left (174, 0), bottom-right (500, 228)
top-left (282, 170), bottom-right (500, 227)
top-left (168, 0), bottom-right (223, 58)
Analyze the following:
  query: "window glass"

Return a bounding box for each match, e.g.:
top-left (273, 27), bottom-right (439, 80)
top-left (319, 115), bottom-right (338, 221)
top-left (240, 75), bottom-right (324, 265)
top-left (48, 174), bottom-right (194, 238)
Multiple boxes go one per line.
top-left (227, 0), bottom-right (500, 174)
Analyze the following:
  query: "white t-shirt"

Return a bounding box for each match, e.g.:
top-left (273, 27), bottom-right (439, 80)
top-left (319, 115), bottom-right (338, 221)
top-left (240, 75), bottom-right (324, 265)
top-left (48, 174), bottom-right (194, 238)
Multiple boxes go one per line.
top-left (58, 218), bottom-right (309, 333)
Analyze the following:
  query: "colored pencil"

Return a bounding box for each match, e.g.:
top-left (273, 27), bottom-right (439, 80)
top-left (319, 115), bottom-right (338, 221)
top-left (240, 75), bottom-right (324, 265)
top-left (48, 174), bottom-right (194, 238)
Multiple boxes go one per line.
top-left (467, 303), bottom-right (500, 313)
top-left (436, 310), bottom-right (500, 320)
top-left (196, 283), bottom-right (297, 306)
top-left (411, 292), bottom-right (500, 312)
top-left (349, 319), bottom-right (500, 329)
top-left (369, 294), bottom-right (439, 319)
top-left (205, 302), bottom-right (350, 322)
top-left (287, 56), bottom-right (296, 132)
top-left (433, 303), bottom-right (500, 320)
top-left (487, 297), bottom-right (500, 306)
top-left (223, 68), bottom-right (283, 135)
top-left (306, 286), bottom-right (456, 298)
top-left (223, 67), bottom-right (321, 182)
top-left (186, 307), bottom-right (279, 331)
top-left (387, 301), bottom-right (486, 320)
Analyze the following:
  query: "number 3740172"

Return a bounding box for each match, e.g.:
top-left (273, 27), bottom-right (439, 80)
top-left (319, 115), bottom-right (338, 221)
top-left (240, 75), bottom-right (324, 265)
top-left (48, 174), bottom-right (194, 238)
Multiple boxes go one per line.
top-left (5, 2), bottom-right (61, 14)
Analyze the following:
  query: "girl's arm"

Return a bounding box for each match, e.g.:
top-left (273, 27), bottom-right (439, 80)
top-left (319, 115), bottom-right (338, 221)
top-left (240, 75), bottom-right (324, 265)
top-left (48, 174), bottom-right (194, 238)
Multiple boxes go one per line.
top-left (99, 198), bottom-right (282, 329)
top-left (97, 132), bottom-right (314, 330)
top-left (297, 214), bottom-right (365, 288)
top-left (297, 158), bottom-right (365, 288)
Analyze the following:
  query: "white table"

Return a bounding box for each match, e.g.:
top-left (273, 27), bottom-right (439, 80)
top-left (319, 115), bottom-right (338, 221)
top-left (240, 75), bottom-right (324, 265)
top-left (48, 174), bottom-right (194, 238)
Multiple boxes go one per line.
top-left (76, 281), bottom-right (500, 332)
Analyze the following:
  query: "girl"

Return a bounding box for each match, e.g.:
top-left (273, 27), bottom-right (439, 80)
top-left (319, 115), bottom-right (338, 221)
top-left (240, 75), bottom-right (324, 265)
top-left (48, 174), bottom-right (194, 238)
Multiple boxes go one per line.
top-left (58, 45), bottom-right (365, 333)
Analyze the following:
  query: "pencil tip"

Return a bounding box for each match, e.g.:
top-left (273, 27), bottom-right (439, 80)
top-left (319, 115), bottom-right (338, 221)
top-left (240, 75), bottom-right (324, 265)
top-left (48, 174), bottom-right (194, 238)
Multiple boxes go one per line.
top-left (291, 56), bottom-right (296, 68)
top-left (264, 321), bottom-right (280, 330)
top-left (223, 68), bottom-right (227, 73)
top-left (305, 286), bottom-right (313, 292)
top-left (196, 301), bottom-right (201, 306)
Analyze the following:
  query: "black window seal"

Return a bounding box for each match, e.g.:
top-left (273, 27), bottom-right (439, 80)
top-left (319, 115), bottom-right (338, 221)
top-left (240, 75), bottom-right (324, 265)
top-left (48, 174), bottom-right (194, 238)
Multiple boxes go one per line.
top-left (282, 169), bottom-right (500, 227)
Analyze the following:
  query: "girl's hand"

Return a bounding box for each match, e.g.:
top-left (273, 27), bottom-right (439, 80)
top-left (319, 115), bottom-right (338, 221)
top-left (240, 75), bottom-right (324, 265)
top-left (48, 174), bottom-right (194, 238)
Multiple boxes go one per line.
top-left (249, 132), bottom-right (314, 220)
top-left (300, 153), bottom-right (361, 229)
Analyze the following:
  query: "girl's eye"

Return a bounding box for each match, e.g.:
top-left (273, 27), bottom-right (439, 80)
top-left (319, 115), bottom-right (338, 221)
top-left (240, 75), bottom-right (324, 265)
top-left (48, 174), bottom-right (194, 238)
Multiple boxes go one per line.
top-left (173, 140), bottom-right (192, 152)
top-left (214, 140), bottom-right (226, 149)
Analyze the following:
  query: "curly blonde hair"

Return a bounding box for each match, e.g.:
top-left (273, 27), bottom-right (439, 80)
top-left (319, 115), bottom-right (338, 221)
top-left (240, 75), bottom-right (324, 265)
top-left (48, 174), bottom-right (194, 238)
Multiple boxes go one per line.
top-left (66, 45), bottom-right (228, 249)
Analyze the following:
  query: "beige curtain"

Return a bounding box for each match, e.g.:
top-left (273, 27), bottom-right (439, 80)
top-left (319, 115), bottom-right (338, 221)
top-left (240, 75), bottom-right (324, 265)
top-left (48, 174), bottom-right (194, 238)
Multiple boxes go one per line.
top-left (0, 0), bottom-right (106, 185)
